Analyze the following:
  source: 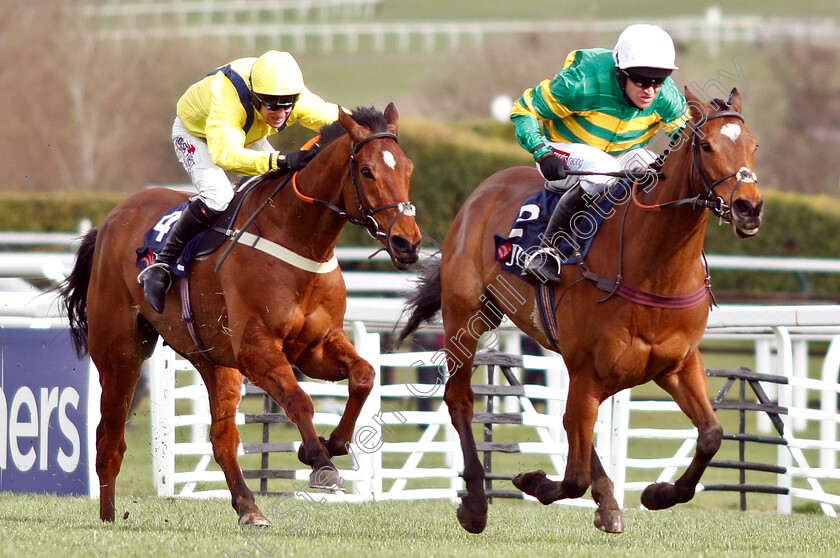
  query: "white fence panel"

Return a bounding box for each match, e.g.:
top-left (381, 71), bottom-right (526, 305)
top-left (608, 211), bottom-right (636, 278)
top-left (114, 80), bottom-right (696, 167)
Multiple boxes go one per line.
top-left (149, 306), bottom-right (840, 516)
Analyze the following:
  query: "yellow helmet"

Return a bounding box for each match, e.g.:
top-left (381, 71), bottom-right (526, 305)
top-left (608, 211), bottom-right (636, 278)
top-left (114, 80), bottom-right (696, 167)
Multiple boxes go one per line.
top-left (250, 51), bottom-right (304, 96)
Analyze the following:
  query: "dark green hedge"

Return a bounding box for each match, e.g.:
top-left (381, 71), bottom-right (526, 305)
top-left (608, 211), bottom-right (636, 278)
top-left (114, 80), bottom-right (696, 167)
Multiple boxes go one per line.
top-left (3, 118), bottom-right (839, 297)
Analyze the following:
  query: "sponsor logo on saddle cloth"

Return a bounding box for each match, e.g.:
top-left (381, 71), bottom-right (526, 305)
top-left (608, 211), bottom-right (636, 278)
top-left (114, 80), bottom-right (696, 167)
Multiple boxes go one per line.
top-left (493, 180), bottom-right (631, 282)
top-left (135, 202), bottom-right (206, 277)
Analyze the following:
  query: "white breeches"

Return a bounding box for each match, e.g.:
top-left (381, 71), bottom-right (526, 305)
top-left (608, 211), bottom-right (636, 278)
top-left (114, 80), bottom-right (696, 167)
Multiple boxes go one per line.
top-left (171, 117), bottom-right (273, 212)
top-left (536, 140), bottom-right (658, 195)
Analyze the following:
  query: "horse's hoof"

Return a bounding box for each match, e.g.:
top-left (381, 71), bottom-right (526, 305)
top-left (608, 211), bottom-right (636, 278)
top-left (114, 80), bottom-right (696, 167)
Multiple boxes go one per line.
top-left (512, 469), bottom-right (546, 493)
top-left (594, 508), bottom-right (625, 534)
top-left (456, 502), bottom-right (487, 534)
top-left (297, 436), bottom-right (329, 466)
top-left (239, 511), bottom-right (272, 526)
top-left (641, 482), bottom-right (678, 511)
top-left (512, 470), bottom-right (556, 505)
top-left (309, 467), bottom-right (344, 492)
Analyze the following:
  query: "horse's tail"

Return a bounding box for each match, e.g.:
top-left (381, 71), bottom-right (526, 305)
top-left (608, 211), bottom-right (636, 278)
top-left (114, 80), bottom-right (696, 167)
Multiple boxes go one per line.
top-left (397, 257), bottom-right (442, 346)
top-left (57, 228), bottom-right (98, 358)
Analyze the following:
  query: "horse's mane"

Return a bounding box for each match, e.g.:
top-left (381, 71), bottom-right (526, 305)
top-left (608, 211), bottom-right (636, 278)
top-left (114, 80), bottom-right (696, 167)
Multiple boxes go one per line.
top-left (319, 106), bottom-right (388, 145)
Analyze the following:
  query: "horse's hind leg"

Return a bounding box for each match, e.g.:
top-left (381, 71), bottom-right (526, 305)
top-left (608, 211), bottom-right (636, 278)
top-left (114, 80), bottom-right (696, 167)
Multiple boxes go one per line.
top-left (89, 315), bottom-right (155, 522)
top-left (198, 363), bottom-right (269, 525)
top-left (642, 351), bottom-right (723, 510)
top-left (441, 302), bottom-right (496, 534)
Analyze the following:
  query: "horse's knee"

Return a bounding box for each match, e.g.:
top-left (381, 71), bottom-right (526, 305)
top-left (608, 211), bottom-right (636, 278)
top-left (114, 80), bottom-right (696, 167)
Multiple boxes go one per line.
top-left (282, 387), bottom-right (315, 424)
top-left (348, 361), bottom-right (375, 396)
top-left (698, 423), bottom-right (723, 456)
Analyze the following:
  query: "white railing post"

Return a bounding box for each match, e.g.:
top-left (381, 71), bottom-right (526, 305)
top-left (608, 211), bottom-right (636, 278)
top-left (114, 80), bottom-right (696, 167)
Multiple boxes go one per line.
top-left (820, 336), bottom-right (840, 469)
top-left (792, 338), bottom-right (808, 432)
top-left (191, 369), bottom-right (209, 444)
top-left (149, 339), bottom-right (175, 497)
top-left (609, 390), bottom-right (631, 509)
top-left (773, 326), bottom-right (793, 514)
top-left (351, 321), bottom-right (382, 501)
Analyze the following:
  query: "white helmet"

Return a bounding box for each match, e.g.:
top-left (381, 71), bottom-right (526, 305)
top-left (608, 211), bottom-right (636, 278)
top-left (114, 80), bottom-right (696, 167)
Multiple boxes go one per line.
top-left (612, 24), bottom-right (678, 70)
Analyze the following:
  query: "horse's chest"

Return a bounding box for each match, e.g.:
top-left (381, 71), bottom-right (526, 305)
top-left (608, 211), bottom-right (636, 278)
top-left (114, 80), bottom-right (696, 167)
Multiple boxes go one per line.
top-left (594, 333), bottom-right (693, 386)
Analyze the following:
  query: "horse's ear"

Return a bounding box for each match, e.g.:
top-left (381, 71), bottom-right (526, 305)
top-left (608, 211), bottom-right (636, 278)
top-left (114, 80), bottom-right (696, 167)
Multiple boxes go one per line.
top-left (727, 88), bottom-right (742, 113)
top-left (338, 107), bottom-right (367, 143)
top-left (384, 102), bottom-right (399, 136)
top-left (684, 86), bottom-right (706, 123)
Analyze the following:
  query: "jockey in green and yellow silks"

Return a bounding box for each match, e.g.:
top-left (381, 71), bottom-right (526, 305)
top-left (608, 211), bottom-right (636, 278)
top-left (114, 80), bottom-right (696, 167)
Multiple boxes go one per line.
top-left (512, 24), bottom-right (691, 284)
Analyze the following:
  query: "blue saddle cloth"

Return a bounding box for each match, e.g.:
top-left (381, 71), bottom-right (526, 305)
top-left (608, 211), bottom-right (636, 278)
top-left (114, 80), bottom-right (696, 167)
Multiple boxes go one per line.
top-left (135, 202), bottom-right (210, 278)
top-left (493, 181), bottom-right (630, 282)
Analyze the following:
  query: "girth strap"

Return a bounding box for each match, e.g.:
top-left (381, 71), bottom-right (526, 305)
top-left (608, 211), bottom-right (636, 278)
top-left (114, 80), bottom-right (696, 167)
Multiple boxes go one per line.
top-left (574, 251), bottom-right (713, 309)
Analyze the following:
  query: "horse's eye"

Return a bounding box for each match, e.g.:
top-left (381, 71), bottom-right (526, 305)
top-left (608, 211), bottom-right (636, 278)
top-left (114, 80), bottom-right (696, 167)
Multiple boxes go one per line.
top-left (700, 141), bottom-right (713, 153)
top-left (360, 167), bottom-right (374, 179)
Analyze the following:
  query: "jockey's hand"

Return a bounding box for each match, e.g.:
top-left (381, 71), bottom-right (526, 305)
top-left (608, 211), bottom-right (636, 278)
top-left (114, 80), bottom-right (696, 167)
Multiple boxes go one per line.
top-left (537, 153), bottom-right (568, 181)
top-left (277, 147), bottom-right (319, 171)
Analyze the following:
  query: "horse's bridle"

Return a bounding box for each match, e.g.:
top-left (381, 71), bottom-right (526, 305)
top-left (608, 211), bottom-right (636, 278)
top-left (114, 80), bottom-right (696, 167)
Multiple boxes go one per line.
top-left (688, 108), bottom-right (757, 221)
top-left (293, 131), bottom-right (416, 245)
top-left (632, 106), bottom-right (757, 222)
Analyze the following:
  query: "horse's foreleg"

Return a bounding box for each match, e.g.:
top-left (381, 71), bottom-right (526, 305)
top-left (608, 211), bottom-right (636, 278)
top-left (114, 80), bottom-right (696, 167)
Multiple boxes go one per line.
top-left (295, 329), bottom-right (374, 459)
top-left (589, 444), bottom-right (624, 534)
top-left (200, 364), bottom-right (269, 525)
top-left (238, 319), bottom-right (340, 490)
top-left (643, 352), bottom-right (722, 510)
top-left (513, 373), bottom-right (599, 506)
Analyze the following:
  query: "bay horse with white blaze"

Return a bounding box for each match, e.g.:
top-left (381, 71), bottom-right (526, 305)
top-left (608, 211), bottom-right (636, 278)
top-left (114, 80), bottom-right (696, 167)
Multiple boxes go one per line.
top-left (59, 104), bottom-right (421, 525)
top-left (399, 89), bottom-right (762, 534)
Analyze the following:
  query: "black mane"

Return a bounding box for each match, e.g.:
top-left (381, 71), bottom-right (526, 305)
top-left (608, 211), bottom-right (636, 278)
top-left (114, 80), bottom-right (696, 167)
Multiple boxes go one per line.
top-left (318, 106), bottom-right (388, 145)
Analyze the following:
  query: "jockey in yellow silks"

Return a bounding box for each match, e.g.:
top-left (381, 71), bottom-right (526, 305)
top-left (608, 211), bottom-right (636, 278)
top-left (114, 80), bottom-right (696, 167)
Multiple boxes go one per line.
top-left (139, 51), bottom-right (341, 313)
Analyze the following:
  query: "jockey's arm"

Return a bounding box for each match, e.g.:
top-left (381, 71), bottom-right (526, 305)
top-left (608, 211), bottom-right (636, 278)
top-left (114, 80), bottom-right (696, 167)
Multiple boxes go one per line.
top-left (205, 73), bottom-right (275, 176)
top-left (511, 75), bottom-right (577, 161)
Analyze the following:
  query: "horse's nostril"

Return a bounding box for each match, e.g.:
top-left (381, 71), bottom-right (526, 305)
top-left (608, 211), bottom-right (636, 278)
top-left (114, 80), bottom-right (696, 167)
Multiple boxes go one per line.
top-left (391, 235), bottom-right (419, 254)
top-left (732, 198), bottom-right (761, 219)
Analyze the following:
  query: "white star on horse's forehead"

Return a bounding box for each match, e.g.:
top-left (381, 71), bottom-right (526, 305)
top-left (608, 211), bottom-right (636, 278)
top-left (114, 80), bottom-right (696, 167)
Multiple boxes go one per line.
top-left (382, 150), bottom-right (396, 169)
top-left (720, 123), bottom-right (742, 143)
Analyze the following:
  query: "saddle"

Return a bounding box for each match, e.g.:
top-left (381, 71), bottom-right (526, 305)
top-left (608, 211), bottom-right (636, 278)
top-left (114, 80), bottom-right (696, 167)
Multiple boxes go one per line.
top-left (493, 180), bottom-right (631, 285)
top-left (135, 169), bottom-right (291, 276)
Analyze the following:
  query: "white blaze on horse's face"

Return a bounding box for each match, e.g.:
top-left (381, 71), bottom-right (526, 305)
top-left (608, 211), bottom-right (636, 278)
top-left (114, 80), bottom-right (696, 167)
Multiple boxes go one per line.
top-left (720, 123), bottom-right (742, 143)
top-left (382, 150), bottom-right (397, 169)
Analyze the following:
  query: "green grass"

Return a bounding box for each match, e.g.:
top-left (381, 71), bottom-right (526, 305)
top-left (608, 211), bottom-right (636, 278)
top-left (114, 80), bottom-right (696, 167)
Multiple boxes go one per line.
top-left (2, 493), bottom-right (838, 558)
top-left (4, 345), bottom-right (838, 556)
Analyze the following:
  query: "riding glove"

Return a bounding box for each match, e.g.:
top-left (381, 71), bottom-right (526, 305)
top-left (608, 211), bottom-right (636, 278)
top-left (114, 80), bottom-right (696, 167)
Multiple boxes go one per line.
top-left (275, 147), bottom-right (319, 171)
top-left (537, 153), bottom-right (568, 181)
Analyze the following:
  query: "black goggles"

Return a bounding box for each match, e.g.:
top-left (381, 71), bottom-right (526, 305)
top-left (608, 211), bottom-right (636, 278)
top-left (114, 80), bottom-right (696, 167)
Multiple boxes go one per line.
top-left (622, 70), bottom-right (667, 89)
top-left (254, 92), bottom-right (298, 111)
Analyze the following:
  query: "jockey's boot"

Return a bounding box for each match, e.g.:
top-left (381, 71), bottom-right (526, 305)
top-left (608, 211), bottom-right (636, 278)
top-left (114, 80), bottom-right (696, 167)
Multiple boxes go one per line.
top-left (522, 185), bottom-right (589, 284)
top-left (137, 199), bottom-right (220, 314)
